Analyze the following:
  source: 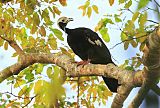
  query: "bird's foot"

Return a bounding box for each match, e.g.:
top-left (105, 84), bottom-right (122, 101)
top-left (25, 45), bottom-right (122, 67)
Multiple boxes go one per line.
top-left (75, 60), bottom-right (91, 66)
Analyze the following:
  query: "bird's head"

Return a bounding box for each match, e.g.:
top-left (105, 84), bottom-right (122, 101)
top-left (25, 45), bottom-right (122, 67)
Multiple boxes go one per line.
top-left (57, 17), bottom-right (73, 31)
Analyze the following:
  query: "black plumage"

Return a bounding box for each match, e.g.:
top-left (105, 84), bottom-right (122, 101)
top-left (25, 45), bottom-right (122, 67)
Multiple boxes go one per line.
top-left (58, 17), bottom-right (119, 92)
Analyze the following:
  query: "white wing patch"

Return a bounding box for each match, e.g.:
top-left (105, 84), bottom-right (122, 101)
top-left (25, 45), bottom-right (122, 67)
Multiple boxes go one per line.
top-left (88, 38), bottom-right (95, 45)
top-left (95, 39), bottom-right (102, 46)
top-left (88, 38), bottom-right (102, 47)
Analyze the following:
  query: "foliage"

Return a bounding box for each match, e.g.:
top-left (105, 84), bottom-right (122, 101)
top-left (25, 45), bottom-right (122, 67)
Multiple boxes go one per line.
top-left (0, 0), bottom-right (159, 107)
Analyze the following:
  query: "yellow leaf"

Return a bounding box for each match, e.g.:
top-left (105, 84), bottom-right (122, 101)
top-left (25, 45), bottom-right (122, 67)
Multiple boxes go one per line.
top-left (87, 7), bottom-right (92, 18)
top-left (82, 8), bottom-right (86, 16)
top-left (39, 26), bottom-right (46, 36)
top-left (131, 40), bottom-right (137, 48)
top-left (78, 5), bottom-right (85, 10)
top-left (4, 41), bottom-right (8, 50)
top-left (59, 0), bottom-right (67, 6)
top-left (53, 6), bottom-right (61, 15)
top-left (109, 0), bottom-right (114, 6)
top-left (124, 42), bottom-right (129, 50)
top-left (34, 80), bottom-right (43, 94)
top-left (92, 5), bottom-right (99, 14)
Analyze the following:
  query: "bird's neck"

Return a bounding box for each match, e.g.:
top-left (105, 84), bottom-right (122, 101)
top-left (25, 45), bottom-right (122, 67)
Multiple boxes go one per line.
top-left (61, 27), bottom-right (70, 34)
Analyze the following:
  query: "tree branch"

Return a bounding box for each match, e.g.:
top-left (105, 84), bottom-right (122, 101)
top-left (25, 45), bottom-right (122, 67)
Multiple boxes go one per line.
top-left (0, 26), bottom-right (160, 108)
top-left (0, 36), bottom-right (24, 55)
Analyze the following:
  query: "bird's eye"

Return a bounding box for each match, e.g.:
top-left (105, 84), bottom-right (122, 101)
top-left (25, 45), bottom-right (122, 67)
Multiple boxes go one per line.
top-left (62, 19), bottom-right (65, 22)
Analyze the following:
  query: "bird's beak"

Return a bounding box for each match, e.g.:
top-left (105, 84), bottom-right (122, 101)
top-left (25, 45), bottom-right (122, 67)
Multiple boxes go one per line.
top-left (67, 18), bottom-right (73, 22)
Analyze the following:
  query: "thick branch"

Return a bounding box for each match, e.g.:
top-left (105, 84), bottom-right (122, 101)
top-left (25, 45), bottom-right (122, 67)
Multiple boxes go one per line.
top-left (0, 53), bottom-right (144, 86)
top-left (128, 27), bottom-right (160, 108)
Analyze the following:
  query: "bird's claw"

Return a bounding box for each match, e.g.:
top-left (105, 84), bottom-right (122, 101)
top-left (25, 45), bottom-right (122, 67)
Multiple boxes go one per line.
top-left (74, 60), bottom-right (91, 67)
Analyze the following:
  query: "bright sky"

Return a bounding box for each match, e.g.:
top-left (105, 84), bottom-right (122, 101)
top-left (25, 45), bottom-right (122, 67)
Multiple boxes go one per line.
top-left (0, 0), bottom-right (159, 108)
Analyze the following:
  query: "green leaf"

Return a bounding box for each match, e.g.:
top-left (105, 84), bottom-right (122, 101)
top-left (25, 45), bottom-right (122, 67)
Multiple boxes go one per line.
top-left (114, 15), bottom-right (122, 22)
top-left (35, 64), bottom-right (44, 74)
top-left (132, 11), bottom-right (140, 22)
top-left (137, 0), bottom-right (149, 10)
top-left (50, 28), bottom-right (64, 41)
top-left (124, 0), bottom-right (132, 9)
top-left (100, 28), bottom-right (110, 42)
top-left (121, 32), bottom-right (127, 41)
top-left (138, 12), bottom-right (147, 28)
top-left (119, 0), bottom-right (125, 4)
top-left (48, 34), bottom-right (57, 50)
top-left (47, 67), bottom-right (53, 78)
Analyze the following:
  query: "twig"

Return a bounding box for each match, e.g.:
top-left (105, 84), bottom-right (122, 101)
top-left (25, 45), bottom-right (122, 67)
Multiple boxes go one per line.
top-left (109, 34), bottom-right (148, 50)
top-left (0, 35), bottom-right (24, 55)
top-left (22, 95), bottom-right (36, 108)
top-left (151, 84), bottom-right (160, 96)
top-left (147, 20), bottom-right (159, 24)
top-left (154, 0), bottom-right (160, 8)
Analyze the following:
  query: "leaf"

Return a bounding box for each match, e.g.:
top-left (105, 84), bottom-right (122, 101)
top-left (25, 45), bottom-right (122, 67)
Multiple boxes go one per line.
top-left (34, 80), bottom-right (43, 94)
top-left (59, 0), bottom-right (67, 6)
top-left (48, 34), bottom-right (57, 50)
top-left (119, 0), bottom-right (125, 4)
top-left (87, 7), bottom-right (92, 18)
top-left (4, 41), bottom-right (8, 50)
top-left (18, 85), bottom-right (27, 97)
top-left (100, 28), bottom-right (110, 42)
top-left (14, 79), bottom-right (26, 88)
top-left (121, 32), bottom-right (127, 41)
top-left (130, 40), bottom-right (137, 48)
top-left (50, 28), bottom-right (64, 41)
top-left (124, 0), bottom-right (132, 9)
top-left (124, 42), bottom-right (129, 50)
top-left (92, 5), bottom-right (99, 14)
top-left (29, 36), bottom-right (36, 47)
top-left (35, 64), bottom-right (44, 74)
top-left (53, 6), bottom-right (61, 15)
top-left (85, 0), bottom-right (90, 7)
top-left (39, 26), bottom-right (46, 36)
top-left (0, 38), bottom-right (4, 47)
top-left (137, 0), bottom-right (149, 10)
top-left (114, 15), bottom-right (122, 22)
top-left (47, 67), bottom-right (53, 78)
top-left (132, 11), bottom-right (140, 22)
top-left (109, 0), bottom-right (114, 6)
top-left (138, 12), bottom-right (147, 28)
top-left (12, 52), bottom-right (18, 57)
top-left (33, 12), bottom-right (40, 26)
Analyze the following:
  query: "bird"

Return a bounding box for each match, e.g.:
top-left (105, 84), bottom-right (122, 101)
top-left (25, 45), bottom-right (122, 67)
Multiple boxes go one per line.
top-left (57, 17), bottom-right (119, 92)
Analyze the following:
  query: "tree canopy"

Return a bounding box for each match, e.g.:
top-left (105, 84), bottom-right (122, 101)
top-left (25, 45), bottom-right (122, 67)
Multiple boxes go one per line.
top-left (0, 0), bottom-right (159, 108)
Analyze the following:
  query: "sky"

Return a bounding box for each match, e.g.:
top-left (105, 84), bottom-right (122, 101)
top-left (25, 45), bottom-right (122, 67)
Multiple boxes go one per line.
top-left (0, 0), bottom-right (159, 108)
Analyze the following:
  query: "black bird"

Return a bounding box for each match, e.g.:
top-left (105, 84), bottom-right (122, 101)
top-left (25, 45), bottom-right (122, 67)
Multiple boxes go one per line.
top-left (57, 17), bottom-right (119, 92)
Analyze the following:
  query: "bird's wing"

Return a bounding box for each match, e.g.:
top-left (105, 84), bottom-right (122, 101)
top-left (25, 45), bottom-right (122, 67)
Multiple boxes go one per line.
top-left (83, 28), bottom-right (112, 63)
top-left (84, 28), bottom-right (104, 47)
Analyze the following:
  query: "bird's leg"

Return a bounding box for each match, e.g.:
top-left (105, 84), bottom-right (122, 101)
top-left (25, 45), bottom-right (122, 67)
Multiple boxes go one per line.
top-left (75, 59), bottom-right (91, 66)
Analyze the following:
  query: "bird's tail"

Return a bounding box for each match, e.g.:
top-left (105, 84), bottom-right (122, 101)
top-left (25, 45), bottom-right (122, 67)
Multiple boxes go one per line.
top-left (102, 76), bottom-right (119, 92)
